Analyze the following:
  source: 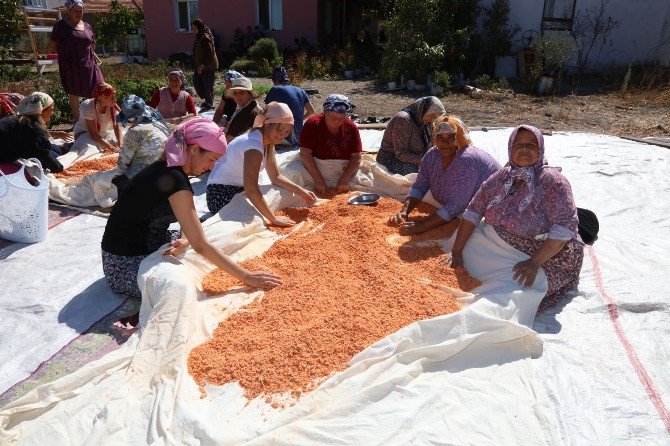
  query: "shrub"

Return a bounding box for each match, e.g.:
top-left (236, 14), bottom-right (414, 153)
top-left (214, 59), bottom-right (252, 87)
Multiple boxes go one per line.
top-left (479, 0), bottom-right (520, 76)
top-left (247, 38), bottom-right (282, 68)
top-left (0, 65), bottom-right (40, 83)
top-left (106, 77), bottom-right (163, 104)
top-left (0, 0), bottom-right (23, 58)
top-left (433, 70), bottom-right (452, 89)
top-left (254, 58), bottom-right (272, 77)
top-left (474, 74), bottom-right (510, 91)
top-left (529, 34), bottom-right (577, 84)
top-left (230, 58), bottom-right (256, 75)
top-left (94, 0), bottom-right (144, 53)
top-left (167, 52), bottom-right (193, 68)
top-left (46, 84), bottom-right (73, 125)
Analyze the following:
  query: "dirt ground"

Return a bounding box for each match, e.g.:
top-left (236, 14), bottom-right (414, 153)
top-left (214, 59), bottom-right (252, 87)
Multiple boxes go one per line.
top-left (246, 76), bottom-right (670, 138)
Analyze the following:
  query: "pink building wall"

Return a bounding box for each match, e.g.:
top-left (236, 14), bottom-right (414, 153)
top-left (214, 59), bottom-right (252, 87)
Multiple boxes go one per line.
top-left (144, 0), bottom-right (318, 60)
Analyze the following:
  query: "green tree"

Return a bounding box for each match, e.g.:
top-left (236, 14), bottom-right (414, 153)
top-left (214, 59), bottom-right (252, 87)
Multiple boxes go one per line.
top-left (378, 0), bottom-right (479, 81)
top-left (0, 0), bottom-right (24, 58)
top-left (94, 0), bottom-right (143, 53)
top-left (479, 0), bottom-right (519, 76)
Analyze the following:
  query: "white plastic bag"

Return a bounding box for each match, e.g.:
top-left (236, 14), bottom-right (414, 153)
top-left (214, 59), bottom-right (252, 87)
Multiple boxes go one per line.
top-left (0, 158), bottom-right (49, 243)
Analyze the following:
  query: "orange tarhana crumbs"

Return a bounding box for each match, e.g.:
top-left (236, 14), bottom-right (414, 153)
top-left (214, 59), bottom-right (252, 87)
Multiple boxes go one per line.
top-left (190, 193), bottom-right (480, 406)
top-left (54, 155), bottom-right (119, 179)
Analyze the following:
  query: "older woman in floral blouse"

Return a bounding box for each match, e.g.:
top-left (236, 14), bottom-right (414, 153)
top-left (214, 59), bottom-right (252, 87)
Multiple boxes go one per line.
top-left (451, 125), bottom-right (584, 308)
top-left (390, 116), bottom-right (500, 235)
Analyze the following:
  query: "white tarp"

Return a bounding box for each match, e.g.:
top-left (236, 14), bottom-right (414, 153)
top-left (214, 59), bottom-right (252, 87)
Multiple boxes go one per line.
top-left (0, 214), bottom-right (125, 395)
top-left (1, 129), bottom-right (669, 444)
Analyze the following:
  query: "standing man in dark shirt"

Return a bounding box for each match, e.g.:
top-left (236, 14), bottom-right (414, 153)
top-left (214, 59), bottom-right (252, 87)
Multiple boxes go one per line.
top-left (264, 66), bottom-right (315, 146)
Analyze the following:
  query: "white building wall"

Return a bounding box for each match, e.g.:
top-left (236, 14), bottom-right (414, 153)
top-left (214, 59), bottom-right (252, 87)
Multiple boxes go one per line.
top-left (479, 0), bottom-right (670, 67)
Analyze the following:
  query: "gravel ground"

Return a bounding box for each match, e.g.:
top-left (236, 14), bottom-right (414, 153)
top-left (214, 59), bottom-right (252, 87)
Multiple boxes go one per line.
top-left (241, 76), bottom-right (670, 138)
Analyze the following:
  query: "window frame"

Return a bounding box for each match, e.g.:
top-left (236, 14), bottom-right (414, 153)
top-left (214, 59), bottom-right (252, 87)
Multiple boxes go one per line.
top-left (174, 0), bottom-right (199, 32)
top-left (257, 0), bottom-right (283, 31)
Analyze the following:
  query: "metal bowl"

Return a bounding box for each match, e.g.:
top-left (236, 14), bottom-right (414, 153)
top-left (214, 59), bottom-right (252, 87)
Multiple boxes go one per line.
top-left (348, 193), bottom-right (381, 206)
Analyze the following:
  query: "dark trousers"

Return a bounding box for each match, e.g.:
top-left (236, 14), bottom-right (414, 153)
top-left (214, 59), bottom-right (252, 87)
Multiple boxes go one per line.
top-left (193, 69), bottom-right (215, 106)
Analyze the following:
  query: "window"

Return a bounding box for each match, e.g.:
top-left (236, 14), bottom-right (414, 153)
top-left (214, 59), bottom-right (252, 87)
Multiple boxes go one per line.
top-left (257, 0), bottom-right (282, 31)
top-left (542, 0), bottom-right (576, 32)
top-left (21, 0), bottom-right (47, 8)
top-left (175, 0), bottom-right (199, 32)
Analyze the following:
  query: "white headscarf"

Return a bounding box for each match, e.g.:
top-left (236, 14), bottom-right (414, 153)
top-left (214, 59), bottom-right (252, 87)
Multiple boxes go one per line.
top-left (15, 92), bottom-right (54, 117)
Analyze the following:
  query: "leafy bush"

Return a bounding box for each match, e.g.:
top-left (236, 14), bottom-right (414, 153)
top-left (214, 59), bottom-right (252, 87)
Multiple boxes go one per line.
top-left (378, 0), bottom-right (480, 81)
top-left (214, 82), bottom-right (271, 97)
top-left (107, 77), bottom-right (163, 104)
top-left (231, 38), bottom-right (283, 77)
top-left (0, 0), bottom-right (23, 58)
top-left (254, 58), bottom-right (273, 77)
top-left (46, 84), bottom-right (73, 125)
top-left (474, 74), bottom-right (510, 91)
top-left (0, 65), bottom-right (40, 83)
top-left (478, 0), bottom-right (520, 76)
top-left (529, 34), bottom-right (577, 83)
top-left (168, 52), bottom-right (193, 68)
top-left (284, 50), bottom-right (333, 82)
top-left (247, 38), bottom-right (282, 68)
top-left (230, 58), bottom-right (256, 75)
top-left (433, 70), bottom-right (452, 89)
top-left (94, 0), bottom-right (144, 53)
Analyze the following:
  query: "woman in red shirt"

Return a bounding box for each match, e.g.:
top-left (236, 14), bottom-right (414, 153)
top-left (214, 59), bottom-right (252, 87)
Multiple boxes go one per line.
top-left (298, 94), bottom-right (362, 195)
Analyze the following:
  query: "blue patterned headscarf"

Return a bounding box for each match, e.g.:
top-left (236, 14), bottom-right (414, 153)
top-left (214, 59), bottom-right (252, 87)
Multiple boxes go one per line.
top-left (272, 66), bottom-right (290, 84)
top-left (116, 94), bottom-right (164, 127)
top-left (64, 0), bottom-right (83, 10)
top-left (323, 94), bottom-right (355, 115)
top-left (223, 70), bottom-right (243, 83)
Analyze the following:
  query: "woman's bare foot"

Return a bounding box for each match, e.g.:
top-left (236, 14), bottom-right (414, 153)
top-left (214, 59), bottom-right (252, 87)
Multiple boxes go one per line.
top-left (113, 312), bottom-right (139, 330)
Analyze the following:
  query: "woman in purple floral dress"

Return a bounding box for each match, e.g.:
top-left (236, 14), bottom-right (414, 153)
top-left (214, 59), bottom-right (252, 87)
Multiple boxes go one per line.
top-left (389, 116), bottom-right (501, 235)
top-left (48, 0), bottom-right (104, 121)
top-left (451, 125), bottom-right (584, 310)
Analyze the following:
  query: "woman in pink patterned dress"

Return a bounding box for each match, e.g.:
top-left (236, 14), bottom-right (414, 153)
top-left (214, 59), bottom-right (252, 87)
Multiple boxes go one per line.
top-left (451, 125), bottom-right (584, 310)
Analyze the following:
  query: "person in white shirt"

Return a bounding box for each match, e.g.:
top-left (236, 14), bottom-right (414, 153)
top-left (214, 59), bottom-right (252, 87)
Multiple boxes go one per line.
top-left (70, 82), bottom-right (123, 155)
top-left (206, 101), bottom-right (316, 224)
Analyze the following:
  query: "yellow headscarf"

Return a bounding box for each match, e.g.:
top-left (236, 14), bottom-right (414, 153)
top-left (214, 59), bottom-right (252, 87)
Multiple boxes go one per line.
top-left (433, 115), bottom-right (471, 149)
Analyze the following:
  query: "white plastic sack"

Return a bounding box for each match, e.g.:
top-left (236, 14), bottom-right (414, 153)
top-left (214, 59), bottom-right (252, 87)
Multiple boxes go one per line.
top-left (0, 159), bottom-right (49, 243)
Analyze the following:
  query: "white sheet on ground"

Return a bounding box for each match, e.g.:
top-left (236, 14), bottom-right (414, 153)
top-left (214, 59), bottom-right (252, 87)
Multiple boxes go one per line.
top-left (48, 165), bottom-right (122, 208)
top-left (0, 214), bottom-right (125, 395)
top-left (1, 129), bottom-right (669, 444)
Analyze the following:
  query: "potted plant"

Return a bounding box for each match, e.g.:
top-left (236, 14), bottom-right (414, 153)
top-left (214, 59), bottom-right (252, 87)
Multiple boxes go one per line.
top-left (529, 34), bottom-right (576, 94)
top-left (408, 43), bottom-right (445, 91)
top-left (431, 70), bottom-right (451, 96)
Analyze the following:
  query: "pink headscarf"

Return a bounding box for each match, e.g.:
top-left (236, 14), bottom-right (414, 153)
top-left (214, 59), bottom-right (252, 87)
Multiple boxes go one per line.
top-left (165, 117), bottom-right (227, 167)
top-left (252, 101), bottom-right (294, 128)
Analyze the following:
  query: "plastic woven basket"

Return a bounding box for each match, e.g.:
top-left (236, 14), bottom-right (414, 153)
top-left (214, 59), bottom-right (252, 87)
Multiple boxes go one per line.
top-left (0, 158), bottom-right (49, 243)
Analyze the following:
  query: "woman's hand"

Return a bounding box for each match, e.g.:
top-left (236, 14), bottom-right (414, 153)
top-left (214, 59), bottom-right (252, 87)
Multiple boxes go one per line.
top-left (300, 189), bottom-right (317, 204)
top-left (512, 259), bottom-right (540, 287)
top-left (243, 271), bottom-right (282, 290)
top-left (313, 178), bottom-right (327, 195)
top-left (271, 215), bottom-right (296, 227)
top-left (162, 238), bottom-right (191, 256)
top-left (105, 140), bottom-right (121, 152)
top-left (336, 179), bottom-right (349, 193)
top-left (400, 219), bottom-right (426, 235)
top-left (51, 131), bottom-right (74, 142)
top-left (388, 211), bottom-right (408, 226)
top-left (450, 250), bottom-right (464, 268)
